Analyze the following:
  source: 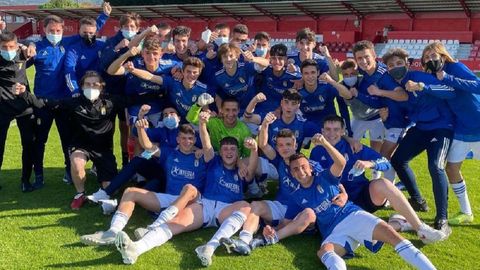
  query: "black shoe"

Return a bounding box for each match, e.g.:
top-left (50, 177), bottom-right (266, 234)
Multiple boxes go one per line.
top-left (21, 182), bottom-right (34, 193)
top-left (434, 219), bottom-right (452, 239)
top-left (33, 174), bottom-right (45, 190)
top-left (408, 198), bottom-right (429, 212)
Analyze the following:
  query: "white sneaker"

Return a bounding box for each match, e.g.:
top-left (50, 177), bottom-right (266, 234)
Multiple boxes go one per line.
top-left (195, 245), bottom-right (214, 267)
top-left (80, 230), bottom-right (116, 246)
top-left (388, 214), bottom-right (413, 232)
top-left (115, 231), bottom-right (139, 265)
top-left (99, 199), bottom-right (118, 215)
top-left (86, 189), bottom-right (109, 203)
top-left (417, 222), bottom-right (446, 244)
top-left (134, 227), bottom-right (149, 240)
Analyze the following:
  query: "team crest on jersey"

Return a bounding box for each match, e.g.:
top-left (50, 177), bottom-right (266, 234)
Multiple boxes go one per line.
top-left (344, 153), bottom-right (349, 162)
top-left (234, 174), bottom-right (239, 181)
top-left (239, 77), bottom-right (245, 84)
top-left (318, 95), bottom-right (324, 102)
top-left (316, 184), bottom-right (324, 194)
top-left (41, 50), bottom-right (48, 56)
top-left (194, 159), bottom-right (199, 167)
top-left (192, 95), bottom-right (197, 102)
top-left (283, 81), bottom-right (288, 87)
top-left (80, 55), bottom-right (86, 60)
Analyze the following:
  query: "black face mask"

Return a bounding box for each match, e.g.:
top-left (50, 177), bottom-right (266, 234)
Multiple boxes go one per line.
top-left (389, 66), bottom-right (408, 80)
top-left (426, 59), bottom-right (443, 73)
top-left (82, 34), bottom-right (96, 46)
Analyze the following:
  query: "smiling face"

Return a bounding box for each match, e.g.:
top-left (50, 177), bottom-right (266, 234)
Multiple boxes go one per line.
top-left (289, 156), bottom-right (313, 187)
top-left (270, 55), bottom-right (286, 72)
top-left (276, 136), bottom-right (296, 160)
top-left (354, 48), bottom-right (376, 73)
top-left (182, 65), bottom-right (201, 85)
top-left (322, 120), bottom-right (344, 146)
top-left (221, 50), bottom-right (239, 70)
top-left (220, 143), bottom-right (239, 167)
top-left (176, 131), bottom-right (195, 152)
top-left (221, 101), bottom-right (239, 127)
top-left (141, 47), bottom-right (162, 68)
top-left (301, 65), bottom-right (319, 87)
top-left (296, 38), bottom-right (315, 54)
top-left (173, 34), bottom-right (189, 54)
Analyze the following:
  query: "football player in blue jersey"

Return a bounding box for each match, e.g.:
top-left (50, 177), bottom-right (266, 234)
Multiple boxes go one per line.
top-left (298, 59), bottom-right (352, 126)
top-left (162, 25), bottom-right (192, 63)
top-left (384, 48), bottom-right (456, 237)
top-left (421, 42), bottom-right (480, 225)
top-left (110, 110), bottom-right (258, 266)
top-left (80, 121), bottom-right (206, 245)
top-left (287, 149), bottom-right (436, 270)
top-left (310, 115), bottom-right (444, 243)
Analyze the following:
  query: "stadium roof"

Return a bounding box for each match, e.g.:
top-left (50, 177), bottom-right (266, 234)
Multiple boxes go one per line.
top-left (2, 0), bottom-right (480, 21)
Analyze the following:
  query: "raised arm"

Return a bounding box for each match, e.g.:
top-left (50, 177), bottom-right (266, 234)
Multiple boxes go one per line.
top-left (128, 25), bottom-right (158, 49)
top-left (368, 85), bottom-right (409, 102)
top-left (199, 111), bottom-right (215, 162)
top-left (311, 133), bottom-right (346, 177)
top-left (320, 72), bottom-right (352, 99)
top-left (242, 50), bottom-right (269, 68)
top-left (405, 80), bottom-right (455, 99)
top-left (243, 92), bottom-right (266, 124)
top-left (135, 118), bottom-right (161, 157)
top-left (318, 45), bottom-right (339, 81)
top-left (107, 46), bottom-right (139, 75)
top-left (242, 137), bottom-right (259, 182)
top-left (258, 112), bottom-right (277, 160)
top-left (126, 61), bottom-right (164, 85)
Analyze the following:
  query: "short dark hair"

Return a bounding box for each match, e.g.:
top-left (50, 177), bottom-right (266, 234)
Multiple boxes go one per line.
top-left (178, 124), bottom-right (195, 136)
top-left (296, 28), bottom-right (315, 42)
top-left (352, 40), bottom-right (375, 56)
top-left (79, 17), bottom-right (97, 28)
top-left (254, 31), bottom-right (270, 41)
top-left (289, 152), bottom-right (308, 163)
top-left (282, 89), bottom-right (302, 102)
top-left (322, 114), bottom-right (345, 129)
top-left (382, 48), bottom-right (409, 64)
top-left (270, 44), bottom-right (287, 57)
top-left (183, 57), bottom-right (204, 71)
top-left (80, 70), bottom-right (105, 89)
top-left (172, 25), bottom-right (191, 39)
top-left (156, 22), bottom-right (171, 31)
top-left (220, 136), bottom-right (239, 148)
top-left (277, 129), bottom-right (296, 140)
top-left (43, 15), bottom-right (64, 27)
top-left (233, 24), bottom-right (248, 35)
top-left (300, 59), bottom-right (318, 73)
top-left (119, 12), bottom-right (141, 28)
top-left (340, 59), bottom-right (357, 70)
top-left (0, 31), bottom-right (17, 43)
top-left (221, 97), bottom-right (240, 107)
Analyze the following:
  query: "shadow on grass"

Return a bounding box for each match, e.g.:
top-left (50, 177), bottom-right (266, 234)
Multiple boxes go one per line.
top-left (45, 252), bottom-right (123, 268)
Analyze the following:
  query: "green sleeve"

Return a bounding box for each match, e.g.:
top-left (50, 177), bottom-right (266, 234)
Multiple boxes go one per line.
top-left (186, 104), bottom-right (202, 125)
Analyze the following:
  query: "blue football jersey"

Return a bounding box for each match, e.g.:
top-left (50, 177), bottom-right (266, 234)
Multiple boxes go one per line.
top-left (202, 155), bottom-right (244, 203)
top-left (164, 76), bottom-right (208, 118)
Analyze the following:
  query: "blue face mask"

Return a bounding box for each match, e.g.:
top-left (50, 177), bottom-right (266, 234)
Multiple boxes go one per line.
top-left (343, 76), bottom-right (358, 87)
top-left (163, 115), bottom-right (179, 129)
top-left (46, 33), bottom-right (62, 45)
top-left (121, 29), bottom-right (136, 40)
top-left (0, 49), bottom-right (16, 61)
top-left (214, 37), bottom-right (229, 47)
top-left (255, 47), bottom-right (268, 57)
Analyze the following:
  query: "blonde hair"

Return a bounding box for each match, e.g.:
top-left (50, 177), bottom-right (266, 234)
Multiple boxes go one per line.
top-left (420, 41), bottom-right (456, 70)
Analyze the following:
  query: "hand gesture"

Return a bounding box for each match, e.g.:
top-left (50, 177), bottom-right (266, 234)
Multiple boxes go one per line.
top-left (135, 118), bottom-right (149, 129)
top-left (138, 104), bottom-right (151, 118)
top-left (350, 87), bottom-right (358, 97)
top-left (262, 112), bottom-right (277, 125)
top-left (287, 58), bottom-right (297, 73)
top-left (123, 61), bottom-right (134, 72)
top-left (171, 66), bottom-right (183, 80)
top-left (254, 92), bottom-right (267, 103)
top-left (244, 137), bottom-right (258, 151)
top-left (188, 41), bottom-right (198, 55)
top-left (115, 39), bottom-right (130, 51)
top-left (12, 83), bottom-right (26, 95)
top-left (319, 72), bottom-right (333, 83)
top-left (197, 93), bottom-right (214, 107)
top-left (311, 133), bottom-right (327, 146)
top-left (102, 2), bottom-right (112, 16)
top-left (24, 44), bottom-right (36, 58)
top-left (199, 111), bottom-right (211, 125)
top-left (149, 25), bottom-right (159, 35)
top-left (127, 46), bottom-right (140, 57)
top-left (209, 31), bottom-right (219, 43)
top-left (353, 160), bottom-right (374, 170)
top-left (379, 107), bottom-right (389, 122)
top-left (318, 45), bottom-right (331, 58)
top-left (332, 184), bottom-right (348, 207)
top-left (242, 50), bottom-right (255, 62)
top-left (405, 80), bottom-right (421, 92)
top-left (291, 79), bottom-right (304, 90)
top-left (367, 84), bottom-right (381, 96)
top-left (206, 45), bottom-right (217, 60)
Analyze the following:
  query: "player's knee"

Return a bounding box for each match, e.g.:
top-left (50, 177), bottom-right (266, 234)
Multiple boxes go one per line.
top-left (236, 201), bottom-right (251, 214)
top-left (182, 184), bottom-right (198, 198)
top-left (251, 201), bottom-right (266, 215)
top-left (122, 187), bottom-right (141, 200)
top-left (301, 208), bottom-right (316, 224)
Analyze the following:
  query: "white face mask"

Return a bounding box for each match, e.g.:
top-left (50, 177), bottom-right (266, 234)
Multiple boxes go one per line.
top-left (83, 88), bottom-right (101, 101)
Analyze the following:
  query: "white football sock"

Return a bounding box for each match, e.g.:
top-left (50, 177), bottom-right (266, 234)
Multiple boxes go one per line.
top-left (149, 205), bottom-right (179, 229)
top-left (206, 211), bottom-right (246, 251)
top-left (239, 230), bottom-right (253, 244)
top-left (135, 224), bottom-right (173, 255)
top-left (395, 239), bottom-right (436, 270)
top-left (451, 180), bottom-right (473, 215)
top-left (109, 211), bottom-right (129, 233)
top-left (320, 250), bottom-right (346, 270)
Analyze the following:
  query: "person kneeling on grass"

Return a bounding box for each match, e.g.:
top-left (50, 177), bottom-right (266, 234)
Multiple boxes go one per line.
top-left (258, 134), bottom-right (436, 269)
top-left (113, 111), bottom-right (259, 266)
